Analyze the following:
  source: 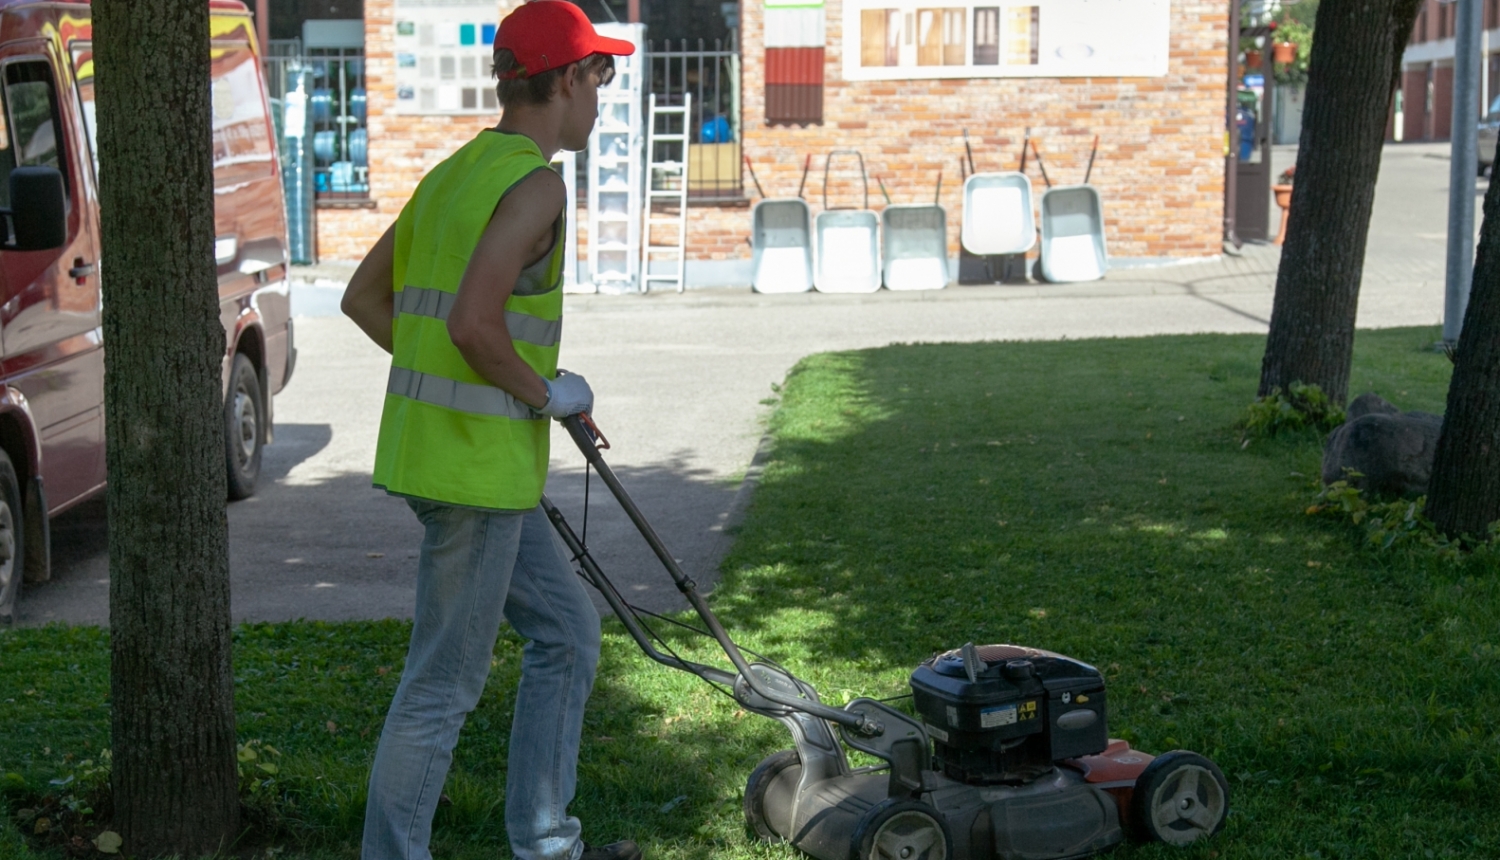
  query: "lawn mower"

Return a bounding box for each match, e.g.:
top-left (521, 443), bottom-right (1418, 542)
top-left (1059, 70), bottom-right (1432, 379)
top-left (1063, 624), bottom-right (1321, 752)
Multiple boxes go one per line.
top-left (543, 414), bottom-right (1229, 860)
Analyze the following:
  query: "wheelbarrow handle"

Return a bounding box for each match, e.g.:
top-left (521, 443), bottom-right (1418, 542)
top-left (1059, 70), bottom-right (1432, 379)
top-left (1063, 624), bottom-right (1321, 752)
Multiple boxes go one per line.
top-left (1030, 139), bottom-right (1051, 189)
top-left (742, 154), bottom-right (767, 199)
top-left (823, 149), bottom-right (869, 210)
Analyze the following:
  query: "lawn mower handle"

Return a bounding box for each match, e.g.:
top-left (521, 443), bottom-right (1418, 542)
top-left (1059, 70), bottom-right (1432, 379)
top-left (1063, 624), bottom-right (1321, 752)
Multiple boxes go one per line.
top-left (557, 413), bottom-right (883, 737)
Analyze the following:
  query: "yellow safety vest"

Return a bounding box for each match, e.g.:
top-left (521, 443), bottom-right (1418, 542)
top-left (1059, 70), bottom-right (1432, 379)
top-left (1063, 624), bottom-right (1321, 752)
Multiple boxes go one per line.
top-left (373, 131), bottom-right (565, 510)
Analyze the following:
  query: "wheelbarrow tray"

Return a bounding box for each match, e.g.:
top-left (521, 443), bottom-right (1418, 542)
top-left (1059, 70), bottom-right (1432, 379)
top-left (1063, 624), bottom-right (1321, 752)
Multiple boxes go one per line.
top-left (751, 198), bottom-right (815, 294)
top-left (881, 204), bottom-right (948, 291)
top-left (961, 172), bottom-right (1036, 256)
top-left (815, 209), bottom-right (881, 293)
top-left (1037, 185), bottom-right (1107, 283)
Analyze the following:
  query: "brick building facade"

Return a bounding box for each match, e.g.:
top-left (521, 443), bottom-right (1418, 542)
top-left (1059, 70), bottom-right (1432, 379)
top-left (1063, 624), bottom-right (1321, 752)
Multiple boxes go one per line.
top-left (308, 0), bottom-right (1228, 274)
top-left (1399, 0), bottom-right (1500, 143)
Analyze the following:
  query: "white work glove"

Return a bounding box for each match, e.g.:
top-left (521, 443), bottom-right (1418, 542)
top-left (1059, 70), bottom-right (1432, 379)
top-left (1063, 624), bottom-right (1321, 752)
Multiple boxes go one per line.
top-left (537, 370), bottom-right (594, 418)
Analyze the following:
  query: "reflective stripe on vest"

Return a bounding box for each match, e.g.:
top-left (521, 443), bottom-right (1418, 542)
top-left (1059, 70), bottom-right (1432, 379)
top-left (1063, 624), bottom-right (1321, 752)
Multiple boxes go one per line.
top-left (386, 366), bottom-right (540, 420)
top-left (395, 285), bottom-right (562, 347)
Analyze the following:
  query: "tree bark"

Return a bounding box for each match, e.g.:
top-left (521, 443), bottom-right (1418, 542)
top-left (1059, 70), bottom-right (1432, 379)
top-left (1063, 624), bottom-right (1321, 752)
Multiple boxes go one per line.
top-left (1426, 139), bottom-right (1500, 538)
top-left (95, 1), bottom-right (239, 855)
top-left (1257, 0), bottom-right (1423, 404)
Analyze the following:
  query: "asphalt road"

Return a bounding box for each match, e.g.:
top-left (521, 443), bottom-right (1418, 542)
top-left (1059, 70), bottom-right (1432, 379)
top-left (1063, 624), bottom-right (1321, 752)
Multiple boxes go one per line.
top-left (18, 142), bottom-right (1469, 627)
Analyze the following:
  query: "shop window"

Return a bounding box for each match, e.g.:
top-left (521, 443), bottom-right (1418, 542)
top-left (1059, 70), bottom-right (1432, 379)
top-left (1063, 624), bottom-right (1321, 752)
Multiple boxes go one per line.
top-left (943, 9), bottom-right (966, 65)
top-left (1003, 7), bottom-right (1038, 65)
top-left (307, 47), bottom-right (368, 199)
top-left (392, 1), bottom-right (501, 116)
top-left (846, 0), bottom-right (1162, 80)
top-left (973, 7), bottom-right (999, 65)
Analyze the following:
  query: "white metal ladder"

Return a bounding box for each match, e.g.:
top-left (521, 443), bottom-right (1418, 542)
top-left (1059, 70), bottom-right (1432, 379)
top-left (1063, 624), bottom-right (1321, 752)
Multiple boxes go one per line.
top-left (642, 93), bottom-right (691, 293)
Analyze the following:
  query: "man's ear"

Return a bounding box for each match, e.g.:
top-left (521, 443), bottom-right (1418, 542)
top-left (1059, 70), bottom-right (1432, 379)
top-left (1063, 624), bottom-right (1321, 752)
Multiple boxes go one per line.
top-left (556, 63), bottom-right (580, 100)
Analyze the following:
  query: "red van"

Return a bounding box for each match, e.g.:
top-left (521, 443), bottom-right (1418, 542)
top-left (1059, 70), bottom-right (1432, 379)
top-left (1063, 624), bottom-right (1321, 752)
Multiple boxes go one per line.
top-left (0, 0), bottom-right (294, 620)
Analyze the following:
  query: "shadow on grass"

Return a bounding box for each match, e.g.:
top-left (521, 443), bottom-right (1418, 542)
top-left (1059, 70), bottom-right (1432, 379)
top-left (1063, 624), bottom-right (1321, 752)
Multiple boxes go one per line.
top-left (708, 328), bottom-right (1498, 856)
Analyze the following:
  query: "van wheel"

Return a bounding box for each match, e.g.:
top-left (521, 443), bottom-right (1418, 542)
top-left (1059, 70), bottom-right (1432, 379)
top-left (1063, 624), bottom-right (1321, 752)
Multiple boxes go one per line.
top-left (225, 353), bottom-right (263, 501)
top-left (0, 450), bottom-right (24, 623)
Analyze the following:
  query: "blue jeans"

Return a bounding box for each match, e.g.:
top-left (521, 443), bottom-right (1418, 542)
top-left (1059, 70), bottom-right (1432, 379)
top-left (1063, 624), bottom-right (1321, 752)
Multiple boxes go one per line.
top-left (362, 501), bottom-right (602, 860)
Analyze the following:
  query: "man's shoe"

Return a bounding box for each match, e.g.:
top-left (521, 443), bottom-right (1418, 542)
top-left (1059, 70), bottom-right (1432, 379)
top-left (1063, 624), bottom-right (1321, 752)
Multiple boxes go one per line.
top-left (580, 841), bottom-right (642, 860)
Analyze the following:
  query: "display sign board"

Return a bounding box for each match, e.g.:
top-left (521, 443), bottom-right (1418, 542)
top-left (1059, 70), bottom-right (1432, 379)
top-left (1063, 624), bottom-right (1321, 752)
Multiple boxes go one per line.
top-left (393, 0), bottom-right (502, 115)
top-left (841, 0), bottom-right (1169, 81)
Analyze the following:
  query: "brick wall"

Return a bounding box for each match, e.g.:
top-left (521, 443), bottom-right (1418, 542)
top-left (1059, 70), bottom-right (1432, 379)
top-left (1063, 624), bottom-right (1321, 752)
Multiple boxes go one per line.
top-left (1404, 66), bottom-right (1429, 142)
top-left (722, 0), bottom-right (1227, 260)
top-left (1433, 62), bottom-right (1454, 140)
top-left (313, 0), bottom-right (522, 261)
top-left (318, 0), bottom-right (1227, 264)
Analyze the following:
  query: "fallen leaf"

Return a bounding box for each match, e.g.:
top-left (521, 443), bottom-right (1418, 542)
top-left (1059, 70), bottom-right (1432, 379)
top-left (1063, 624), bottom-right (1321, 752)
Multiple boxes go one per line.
top-left (33, 817), bottom-right (50, 835)
top-left (326, 721), bottom-right (338, 734)
top-left (94, 831), bottom-right (123, 854)
top-left (366, 552), bottom-right (385, 559)
top-left (658, 795), bottom-right (688, 813)
top-left (377, 666), bottom-right (391, 676)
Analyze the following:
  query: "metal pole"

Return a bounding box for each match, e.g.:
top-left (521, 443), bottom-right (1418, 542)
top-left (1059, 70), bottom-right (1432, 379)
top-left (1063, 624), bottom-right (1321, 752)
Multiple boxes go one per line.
top-left (1446, 0), bottom-right (1483, 345)
top-left (1224, 0), bottom-right (1242, 247)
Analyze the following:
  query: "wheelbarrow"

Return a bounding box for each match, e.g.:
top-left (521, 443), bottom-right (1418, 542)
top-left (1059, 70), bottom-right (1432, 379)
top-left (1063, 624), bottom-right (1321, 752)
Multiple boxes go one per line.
top-left (881, 203), bottom-right (948, 291)
top-left (960, 171), bottom-right (1036, 256)
top-left (1037, 185), bottom-right (1108, 283)
top-left (748, 154), bottom-right (815, 294)
top-left (815, 151), bottom-right (881, 293)
top-left (1035, 137), bottom-right (1108, 283)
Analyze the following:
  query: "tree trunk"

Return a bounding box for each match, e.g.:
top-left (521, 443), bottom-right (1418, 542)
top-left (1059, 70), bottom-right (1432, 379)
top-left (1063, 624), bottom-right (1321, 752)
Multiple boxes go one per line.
top-left (1257, 0), bottom-right (1422, 404)
top-left (1425, 138), bottom-right (1500, 538)
top-left (95, 1), bottom-right (239, 855)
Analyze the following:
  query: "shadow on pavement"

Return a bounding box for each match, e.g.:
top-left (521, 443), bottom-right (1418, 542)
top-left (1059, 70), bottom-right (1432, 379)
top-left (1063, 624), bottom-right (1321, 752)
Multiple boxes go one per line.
top-left (21, 448), bottom-right (742, 629)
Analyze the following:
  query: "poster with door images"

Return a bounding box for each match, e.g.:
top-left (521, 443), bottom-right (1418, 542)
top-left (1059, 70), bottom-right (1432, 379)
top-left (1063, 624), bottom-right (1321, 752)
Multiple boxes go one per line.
top-left (393, 0), bottom-right (502, 115)
top-left (841, 0), bottom-right (1169, 80)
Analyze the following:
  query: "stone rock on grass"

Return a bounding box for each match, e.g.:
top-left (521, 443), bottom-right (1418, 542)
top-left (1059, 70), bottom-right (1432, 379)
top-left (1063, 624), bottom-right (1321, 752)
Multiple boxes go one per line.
top-left (1322, 394), bottom-right (1443, 497)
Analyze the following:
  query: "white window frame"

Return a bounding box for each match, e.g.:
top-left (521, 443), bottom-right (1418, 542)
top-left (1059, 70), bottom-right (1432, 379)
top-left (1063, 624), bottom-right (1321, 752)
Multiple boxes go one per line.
top-left (841, 0), bottom-right (1171, 81)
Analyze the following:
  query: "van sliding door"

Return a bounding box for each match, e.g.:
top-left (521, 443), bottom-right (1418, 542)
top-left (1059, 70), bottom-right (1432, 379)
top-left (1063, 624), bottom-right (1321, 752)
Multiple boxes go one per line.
top-left (0, 45), bottom-right (105, 511)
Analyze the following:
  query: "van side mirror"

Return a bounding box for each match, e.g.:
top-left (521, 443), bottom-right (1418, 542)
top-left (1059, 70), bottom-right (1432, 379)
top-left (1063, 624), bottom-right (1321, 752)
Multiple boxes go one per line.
top-left (1, 167), bottom-right (67, 251)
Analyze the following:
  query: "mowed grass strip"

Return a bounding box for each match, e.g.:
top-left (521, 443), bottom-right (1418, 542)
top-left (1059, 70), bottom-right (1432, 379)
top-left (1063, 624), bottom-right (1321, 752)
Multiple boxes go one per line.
top-left (2, 326), bottom-right (1497, 860)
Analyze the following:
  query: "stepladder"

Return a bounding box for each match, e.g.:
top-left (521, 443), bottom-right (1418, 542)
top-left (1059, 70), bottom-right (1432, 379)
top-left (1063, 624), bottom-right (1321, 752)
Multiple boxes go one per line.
top-left (642, 92), bottom-right (691, 293)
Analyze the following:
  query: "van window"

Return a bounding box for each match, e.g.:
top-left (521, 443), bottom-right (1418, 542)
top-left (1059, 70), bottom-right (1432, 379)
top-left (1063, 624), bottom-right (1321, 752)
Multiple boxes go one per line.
top-left (70, 41), bottom-right (274, 189)
top-left (209, 41), bottom-right (275, 186)
top-left (69, 45), bottom-right (99, 181)
top-left (0, 60), bottom-right (66, 208)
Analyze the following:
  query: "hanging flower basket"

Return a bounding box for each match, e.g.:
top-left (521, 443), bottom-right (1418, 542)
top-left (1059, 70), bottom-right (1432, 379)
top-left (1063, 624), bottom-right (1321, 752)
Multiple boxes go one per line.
top-left (1273, 42), bottom-right (1297, 64)
top-left (1244, 49), bottom-right (1263, 69)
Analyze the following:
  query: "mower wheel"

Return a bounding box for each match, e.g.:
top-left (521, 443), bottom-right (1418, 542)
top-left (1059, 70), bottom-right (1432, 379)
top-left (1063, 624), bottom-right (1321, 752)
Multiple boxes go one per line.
top-left (744, 749), bottom-right (801, 842)
top-left (1130, 750), bottom-right (1230, 846)
top-left (852, 798), bottom-right (952, 860)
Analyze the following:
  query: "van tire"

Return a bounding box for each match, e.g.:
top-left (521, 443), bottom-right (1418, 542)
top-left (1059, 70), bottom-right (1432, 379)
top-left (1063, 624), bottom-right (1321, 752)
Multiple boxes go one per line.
top-left (225, 353), bottom-right (263, 501)
top-left (0, 450), bottom-right (24, 623)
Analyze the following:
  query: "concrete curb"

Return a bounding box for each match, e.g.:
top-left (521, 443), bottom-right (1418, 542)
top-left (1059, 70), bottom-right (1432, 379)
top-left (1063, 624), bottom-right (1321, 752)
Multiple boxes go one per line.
top-left (722, 430), bottom-right (776, 536)
top-left (695, 429), bottom-right (776, 596)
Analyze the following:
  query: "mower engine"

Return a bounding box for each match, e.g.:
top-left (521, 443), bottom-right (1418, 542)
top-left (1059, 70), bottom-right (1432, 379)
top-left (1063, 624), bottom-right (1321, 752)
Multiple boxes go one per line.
top-left (910, 644), bottom-right (1108, 785)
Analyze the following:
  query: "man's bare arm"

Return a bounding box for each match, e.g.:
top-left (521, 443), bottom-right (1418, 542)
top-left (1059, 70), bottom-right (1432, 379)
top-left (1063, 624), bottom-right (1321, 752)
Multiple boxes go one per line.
top-left (341, 222), bottom-right (398, 353)
top-left (448, 169), bottom-right (566, 410)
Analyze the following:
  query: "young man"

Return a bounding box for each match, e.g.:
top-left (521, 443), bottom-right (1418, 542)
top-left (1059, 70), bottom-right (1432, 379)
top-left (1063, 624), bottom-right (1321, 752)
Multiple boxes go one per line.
top-left (340, 4), bottom-right (636, 860)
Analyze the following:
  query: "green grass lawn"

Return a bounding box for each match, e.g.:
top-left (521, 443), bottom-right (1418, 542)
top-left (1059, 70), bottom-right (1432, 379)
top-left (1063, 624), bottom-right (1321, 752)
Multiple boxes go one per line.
top-left (3, 326), bottom-right (1497, 860)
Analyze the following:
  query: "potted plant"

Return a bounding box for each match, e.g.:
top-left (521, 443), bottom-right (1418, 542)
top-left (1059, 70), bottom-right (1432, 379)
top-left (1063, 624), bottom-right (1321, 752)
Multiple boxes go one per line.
top-left (1244, 48), bottom-right (1263, 69)
top-left (1273, 41), bottom-right (1297, 64)
top-left (1273, 165), bottom-right (1294, 245)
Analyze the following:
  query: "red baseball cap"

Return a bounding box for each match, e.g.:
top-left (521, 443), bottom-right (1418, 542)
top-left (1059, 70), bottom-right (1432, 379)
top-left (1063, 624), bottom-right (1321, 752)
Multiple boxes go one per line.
top-left (496, 1), bottom-right (635, 79)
